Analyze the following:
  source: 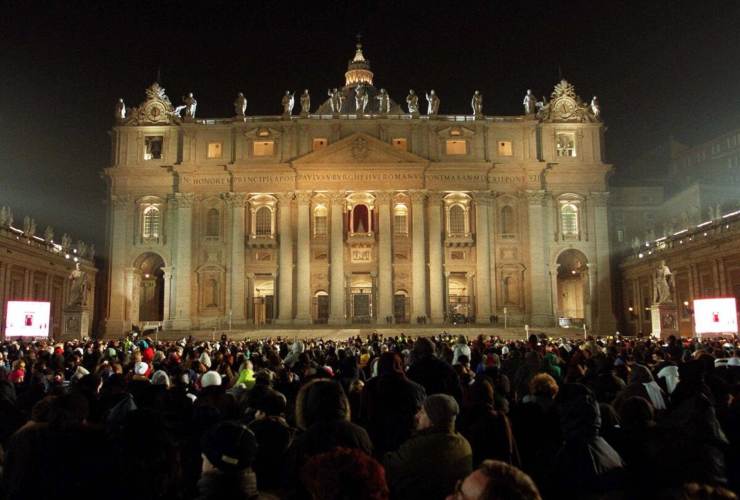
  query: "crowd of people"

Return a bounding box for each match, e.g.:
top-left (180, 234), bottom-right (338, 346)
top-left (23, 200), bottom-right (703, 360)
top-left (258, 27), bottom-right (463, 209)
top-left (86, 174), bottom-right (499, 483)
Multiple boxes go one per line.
top-left (0, 331), bottom-right (738, 499)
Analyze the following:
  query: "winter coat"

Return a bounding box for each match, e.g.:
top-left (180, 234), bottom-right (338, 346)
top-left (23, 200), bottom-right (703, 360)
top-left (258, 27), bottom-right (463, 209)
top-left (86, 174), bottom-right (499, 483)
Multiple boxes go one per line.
top-left (384, 427), bottom-right (473, 500)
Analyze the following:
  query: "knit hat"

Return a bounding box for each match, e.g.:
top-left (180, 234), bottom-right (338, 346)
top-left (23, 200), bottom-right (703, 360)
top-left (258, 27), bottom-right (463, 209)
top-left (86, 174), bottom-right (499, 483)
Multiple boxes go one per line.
top-left (151, 370), bottom-right (170, 387)
top-left (201, 370), bottom-right (222, 388)
top-left (72, 365), bottom-right (90, 380)
top-left (201, 421), bottom-right (257, 472)
top-left (200, 352), bottom-right (212, 369)
top-left (423, 394), bottom-right (459, 429)
top-left (134, 361), bottom-right (148, 375)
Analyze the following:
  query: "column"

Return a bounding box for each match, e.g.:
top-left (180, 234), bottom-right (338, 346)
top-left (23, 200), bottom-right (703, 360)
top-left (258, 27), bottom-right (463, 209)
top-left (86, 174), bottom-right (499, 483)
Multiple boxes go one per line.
top-left (411, 191), bottom-right (429, 321)
top-left (428, 192), bottom-right (445, 323)
top-left (473, 192), bottom-right (492, 323)
top-left (124, 267), bottom-right (138, 325)
top-left (329, 192), bottom-right (346, 325)
top-left (591, 192), bottom-right (616, 333)
top-left (376, 191), bottom-right (393, 323)
top-left (526, 190), bottom-right (553, 326)
top-left (225, 193), bottom-right (247, 325)
top-left (295, 192), bottom-right (312, 323)
top-left (276, 193), bottom-right (294, 324)
top-left (549, 263), bottom-right (560, 320)
top-left (586, 263), bottom-right (595, 329)
top-left (105, 195), bottom-right (132, 335)
top-left (171, 192), bottom-right (194, 330)
top-left (162, 266), bottom-right (174, 322)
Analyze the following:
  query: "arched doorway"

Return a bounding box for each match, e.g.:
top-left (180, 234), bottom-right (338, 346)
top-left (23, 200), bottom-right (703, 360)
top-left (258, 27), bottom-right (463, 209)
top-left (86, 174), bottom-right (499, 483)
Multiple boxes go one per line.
top-left (447, 273), bottom-right (471, 322)
top-left (556, 249), bottom-right (588, 327)
top-left (133, 253), bottom-right (165, 324)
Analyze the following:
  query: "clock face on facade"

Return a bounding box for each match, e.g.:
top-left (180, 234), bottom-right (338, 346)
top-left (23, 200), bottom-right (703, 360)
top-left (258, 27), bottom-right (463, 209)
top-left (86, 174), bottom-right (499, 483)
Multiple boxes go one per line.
top-left (555, 98), bottom-right (576, 118)
top-left (143, 102), bottom-right (167, 123)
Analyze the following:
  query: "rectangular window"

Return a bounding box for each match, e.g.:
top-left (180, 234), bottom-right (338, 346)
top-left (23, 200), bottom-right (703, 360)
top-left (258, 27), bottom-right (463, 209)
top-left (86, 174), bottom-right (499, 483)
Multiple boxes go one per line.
top-left (556, 133), bottom-right (576, 157)
top-left (314, 215), bottom-right (328, 236)
top-left (144, 136), bottom-right (163, 160)
top-left (497, 140), bottom-right (513, 156)
top-left (207, 142), bottom-right (223, 159)
top-left (313, 138), bottom-right (328, 151)
top-left (446, 140), bottom-right (467, 155)
top-left (393, 214), bottom-right (408, 235)
top-left (253, 141), bottom-right (275, 157)
top-left (392, 138), bottom-right (407, 151)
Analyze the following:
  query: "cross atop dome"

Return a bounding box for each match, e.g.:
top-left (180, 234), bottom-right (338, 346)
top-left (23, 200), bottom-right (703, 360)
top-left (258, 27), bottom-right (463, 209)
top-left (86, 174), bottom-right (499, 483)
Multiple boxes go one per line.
top-left (345, 35), bottom-right (373, 87)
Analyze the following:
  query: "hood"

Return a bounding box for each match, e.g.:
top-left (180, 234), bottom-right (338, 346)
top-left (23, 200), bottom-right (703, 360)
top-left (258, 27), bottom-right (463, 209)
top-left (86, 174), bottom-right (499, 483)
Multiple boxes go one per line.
top-left (629, 364), bottom-right (655, 385)
top-left (557, 383), bottom-right (600, 441)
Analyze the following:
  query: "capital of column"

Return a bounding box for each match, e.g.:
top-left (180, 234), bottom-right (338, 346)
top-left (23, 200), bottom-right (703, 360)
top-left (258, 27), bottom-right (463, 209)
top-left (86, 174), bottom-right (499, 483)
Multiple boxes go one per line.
top-left (295, 191), bottom-right (313, 204)
top-left (472, 191), bottom-right (493, 205)
top-left (328, 191), bottom-right (346, 205)
top-left (276, 192), bottom-right (295, 205)
top-left (161, 265), bottom-right (175, 278)
top-left (525, 189), bottom-right (547, 206)
top-left (110, 194), bottom-right (132, 209)
top-left (222, 192), bottom-right (247, 208)
top-left (409, 190), bottom-right (428, 204)
top-left (427, 191), bottom-right (444, 204)
top-left (589, 191), bottom-right (610, 207)
top-left (374, 191), bottom-right (394, 204)
top-left (174, 192), bottom-right (196, 208)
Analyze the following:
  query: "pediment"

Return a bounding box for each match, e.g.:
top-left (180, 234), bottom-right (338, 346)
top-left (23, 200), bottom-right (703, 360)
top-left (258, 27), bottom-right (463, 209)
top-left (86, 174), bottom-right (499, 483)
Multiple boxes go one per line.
top-left (292, 132), bottom-right (428, 165)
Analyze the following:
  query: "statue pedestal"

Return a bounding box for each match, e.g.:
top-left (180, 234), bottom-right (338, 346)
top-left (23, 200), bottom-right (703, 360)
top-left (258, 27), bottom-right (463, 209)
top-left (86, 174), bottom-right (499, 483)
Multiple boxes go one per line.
top-left (62, 306), bottom-right (91, 340)
top-left (650, 303), bottom-right (678, 340)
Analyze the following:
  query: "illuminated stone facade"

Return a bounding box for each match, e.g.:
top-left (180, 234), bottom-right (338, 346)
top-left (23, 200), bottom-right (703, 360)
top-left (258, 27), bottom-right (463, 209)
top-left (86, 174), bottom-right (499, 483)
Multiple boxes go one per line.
top-left (103, 44), bottom-right (615, 335)
top-left (0, 208), bottom-right (97, 339)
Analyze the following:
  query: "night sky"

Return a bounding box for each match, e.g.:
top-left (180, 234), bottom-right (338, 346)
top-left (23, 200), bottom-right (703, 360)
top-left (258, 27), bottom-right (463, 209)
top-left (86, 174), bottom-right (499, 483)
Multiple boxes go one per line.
top-left (1, 1), bottom-right (739, 251)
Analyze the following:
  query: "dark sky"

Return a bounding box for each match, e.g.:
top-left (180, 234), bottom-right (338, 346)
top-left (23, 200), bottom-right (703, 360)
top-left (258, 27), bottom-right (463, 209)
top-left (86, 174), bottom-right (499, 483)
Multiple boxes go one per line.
top-left (1, 0), bottom-right (739, 249)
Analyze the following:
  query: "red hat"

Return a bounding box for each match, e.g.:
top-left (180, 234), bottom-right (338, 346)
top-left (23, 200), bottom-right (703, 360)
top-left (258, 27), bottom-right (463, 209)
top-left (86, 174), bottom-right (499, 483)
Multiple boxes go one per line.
top-left (142, 346), bottom-right (155, 363)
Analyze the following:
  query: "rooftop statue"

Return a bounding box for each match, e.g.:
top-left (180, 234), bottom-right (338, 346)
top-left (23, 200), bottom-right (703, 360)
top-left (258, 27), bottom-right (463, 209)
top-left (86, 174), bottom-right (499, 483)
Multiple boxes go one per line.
top-left (61, 233), bottom-right (72, 252)
top-left (282, 91), bottom-right (295, 117)
top-left (590, 96), bottom-right (601, 119)
top-left (406, 90), bottom-right (419, 116)
top-left (115, 98), bottom-right (126, 122)
top-left (22, 216), bottom-right (36, 238)
top-left (376, 88), bottom-right (390, 114)
top-left (174, 92), bottom-right (197, 120)
top-left (426, 90), bottom-right (440, 116)
top-left (328, 88), bottom-right (341, 113)
top-left (43, 226), bottom-right (54, 243)
top-left (471, 90), bottom-right (483, 117)
top-left (355, 83), bottom-right (369, 114)
top-left (0, 206), bottom-right (12, 227)
top-left (234, 92), bottom-right (247, 118)
top-left (537, 80), bottom-right (596, 123)
top-left (300, 89), bottom-right (311, 116)
top-left (523, 89), bottom-right (537, 115)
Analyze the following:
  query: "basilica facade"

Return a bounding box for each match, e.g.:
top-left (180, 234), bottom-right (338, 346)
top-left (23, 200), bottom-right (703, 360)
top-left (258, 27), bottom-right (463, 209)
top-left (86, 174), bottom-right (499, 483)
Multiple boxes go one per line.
top-left (103, 44), bottom-right (615, 336)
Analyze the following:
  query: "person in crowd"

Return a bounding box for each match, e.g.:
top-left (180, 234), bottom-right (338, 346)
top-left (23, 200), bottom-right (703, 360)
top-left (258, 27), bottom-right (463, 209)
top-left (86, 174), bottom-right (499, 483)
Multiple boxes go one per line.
top-left (248, 388), bottom-right (294, 493)
top-left (197, 420), bottom-right (275, 499)
top-left (458, 378), bottom-right (519, 467)
top-left (546, 383), bottom-right (625, 498)
top-left (446, 460), bottom-right (542, 500)
top-left (407, 338), bottom-right (463, 403)
top-left (361, 351), bottom-right (426, 456)
top-left (613, 363), bottom-right (668, 413)
top-left (384, 394), bottom-right (473, 500)
top-left (301, 447), bottom-right (389, 500)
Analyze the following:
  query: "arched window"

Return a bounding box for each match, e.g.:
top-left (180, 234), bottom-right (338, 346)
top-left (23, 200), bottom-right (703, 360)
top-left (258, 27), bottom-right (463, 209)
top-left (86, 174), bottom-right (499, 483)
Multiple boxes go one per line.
top-left (561, 202), bottom-right (579, 237)
top-left (393, 204), bottom-right (408, 235)
top-left (352, 204), bottom-right (370, 233)
top-left (143, 206), bottom-right (160, 239)
top-left (255, 207), bottom-right (272, 236)
top-left (449, 204), bottom-right (466, 235)
top-left (500, 205), bottom-right (515, 236)
top-left (206, 208), bottom-right (220, 237)
top-left (313, 205), bottom-right (328, 236)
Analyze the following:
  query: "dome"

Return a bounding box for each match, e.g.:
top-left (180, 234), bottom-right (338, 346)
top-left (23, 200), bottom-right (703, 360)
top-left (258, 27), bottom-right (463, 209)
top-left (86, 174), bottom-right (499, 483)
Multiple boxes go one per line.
top-left (345, 42), bottom-right (374, 87)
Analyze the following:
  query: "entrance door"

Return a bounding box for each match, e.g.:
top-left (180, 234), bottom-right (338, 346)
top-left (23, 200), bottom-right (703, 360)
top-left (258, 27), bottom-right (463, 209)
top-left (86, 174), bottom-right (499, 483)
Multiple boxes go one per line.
top-left (394, 294), bottom-right (408, 323)
top-left (264, 295), bottom-right (274, 324)
top-left (316, 294), bottom-right (329, 324)
top-left (353, 293), bottom-right (371, 323)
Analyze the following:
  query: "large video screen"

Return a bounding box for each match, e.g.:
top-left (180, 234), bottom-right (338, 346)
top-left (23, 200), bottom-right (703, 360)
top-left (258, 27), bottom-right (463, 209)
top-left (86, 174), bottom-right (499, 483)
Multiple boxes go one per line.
top-left (4, 301), bottom-right (51, 337)
top-left (694, 298), bottom-right (738, 335)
